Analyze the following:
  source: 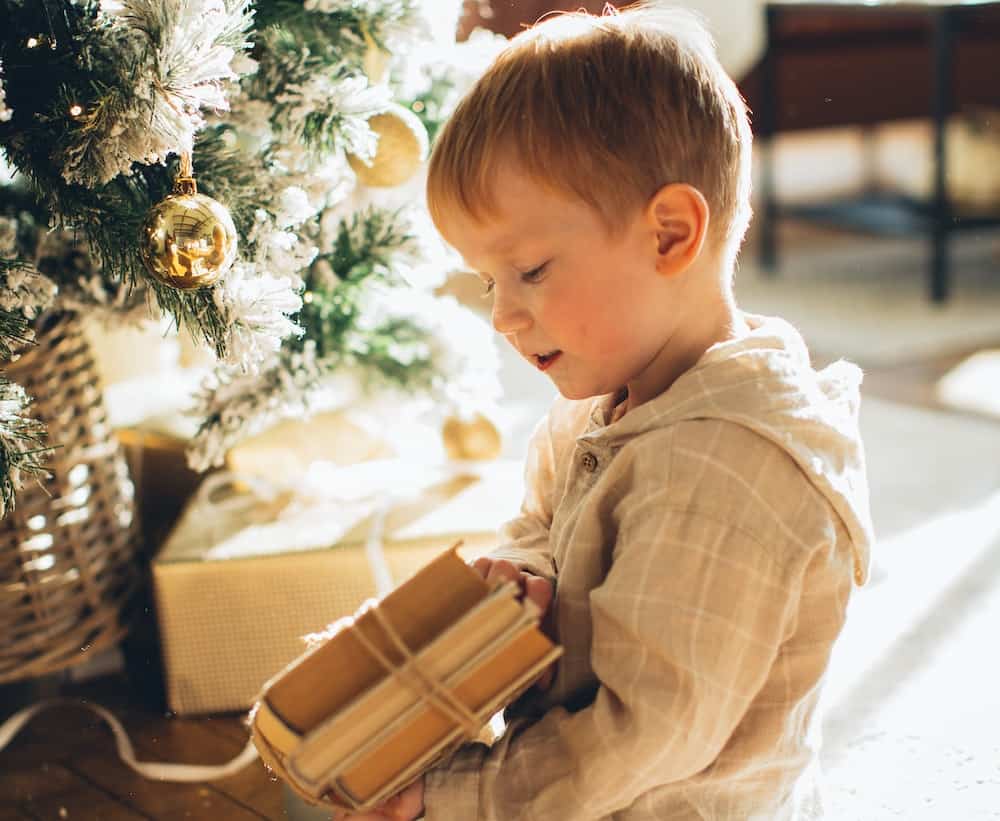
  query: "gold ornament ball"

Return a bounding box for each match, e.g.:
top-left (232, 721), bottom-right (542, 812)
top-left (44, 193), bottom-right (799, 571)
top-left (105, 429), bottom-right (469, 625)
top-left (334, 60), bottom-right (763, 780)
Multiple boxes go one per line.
top-left (347, 104), bottom-right (429, 188)
top-left (442, 413), bottom-right (503, 461)
top-left (139, 191), bottom-right (238, 290)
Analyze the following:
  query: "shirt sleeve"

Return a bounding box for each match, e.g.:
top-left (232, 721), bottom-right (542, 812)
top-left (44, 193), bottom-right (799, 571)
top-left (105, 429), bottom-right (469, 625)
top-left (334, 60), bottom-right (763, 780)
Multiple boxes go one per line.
top-left (424, 444), bottom-right (810, 820)
top-left (482, 413), bottom-right (558, 580)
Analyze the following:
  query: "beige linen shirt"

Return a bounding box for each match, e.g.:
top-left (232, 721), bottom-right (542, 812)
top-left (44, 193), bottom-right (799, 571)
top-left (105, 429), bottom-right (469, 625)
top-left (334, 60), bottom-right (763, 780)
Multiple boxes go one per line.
top-left (424, 315), bottom-right (873, 820)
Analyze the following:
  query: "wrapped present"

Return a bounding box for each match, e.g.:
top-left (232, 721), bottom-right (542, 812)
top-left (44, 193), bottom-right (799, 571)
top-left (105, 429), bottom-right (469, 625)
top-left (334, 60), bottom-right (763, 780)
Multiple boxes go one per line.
top-left (225, 410), bottom-right (395, 485)
top-left (152, 458), bottom-right (526, 715)
top-left (116, 420), bottom-right (202, 550)
top-left (105, 371), bottom-right (206, 552)
top-left (251, 545), bottom-right (561, 813)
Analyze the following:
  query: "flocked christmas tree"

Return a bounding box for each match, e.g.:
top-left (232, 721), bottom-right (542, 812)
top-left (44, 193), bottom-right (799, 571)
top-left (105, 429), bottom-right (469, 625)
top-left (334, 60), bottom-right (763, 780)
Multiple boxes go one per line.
top-left (0, 0), bottom-right (505, 517)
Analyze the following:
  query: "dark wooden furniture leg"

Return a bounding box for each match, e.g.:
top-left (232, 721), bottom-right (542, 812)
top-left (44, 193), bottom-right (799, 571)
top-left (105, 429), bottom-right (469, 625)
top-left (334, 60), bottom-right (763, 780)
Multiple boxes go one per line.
top-left (930, 9), bottom-right (955, 303)
top-left (757, 5), bottom-right (779, 274)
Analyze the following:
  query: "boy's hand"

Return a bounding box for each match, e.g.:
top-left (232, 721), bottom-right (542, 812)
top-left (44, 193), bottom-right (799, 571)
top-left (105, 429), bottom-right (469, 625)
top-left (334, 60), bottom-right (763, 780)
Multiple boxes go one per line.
top-left (330, 777), bottom-right (424, 820)
top-left (472, 557), bottom-right (557, 691)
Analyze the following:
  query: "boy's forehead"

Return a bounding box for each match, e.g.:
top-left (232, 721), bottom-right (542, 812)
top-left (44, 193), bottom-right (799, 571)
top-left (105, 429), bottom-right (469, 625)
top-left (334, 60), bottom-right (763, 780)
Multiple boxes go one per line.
top-left (446, 174), bottom-right (583, 247)
top-left (434, 161), bottom-right (628, 268)
top-left (444, 209), bottom-right (559, 267)
top-left (443, 217), bottom-right (522, 271)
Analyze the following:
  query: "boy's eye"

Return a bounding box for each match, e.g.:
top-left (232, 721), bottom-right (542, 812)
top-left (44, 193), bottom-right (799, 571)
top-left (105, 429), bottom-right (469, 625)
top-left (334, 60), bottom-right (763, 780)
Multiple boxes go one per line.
top-left (520, 263), bottom-right (548, 283)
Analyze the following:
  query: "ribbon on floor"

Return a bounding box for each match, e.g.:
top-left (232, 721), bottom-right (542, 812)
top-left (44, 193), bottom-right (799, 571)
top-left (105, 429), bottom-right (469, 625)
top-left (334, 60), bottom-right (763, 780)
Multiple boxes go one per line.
top-left (0, 698), bottom-right (259, 780)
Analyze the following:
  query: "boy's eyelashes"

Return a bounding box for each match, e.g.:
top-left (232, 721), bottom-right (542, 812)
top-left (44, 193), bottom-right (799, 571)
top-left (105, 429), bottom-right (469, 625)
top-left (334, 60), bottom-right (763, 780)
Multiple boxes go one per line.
top-left (477, 262), bottom-right (549, 298)
top-left (520, 262), bottom-right (548, 282)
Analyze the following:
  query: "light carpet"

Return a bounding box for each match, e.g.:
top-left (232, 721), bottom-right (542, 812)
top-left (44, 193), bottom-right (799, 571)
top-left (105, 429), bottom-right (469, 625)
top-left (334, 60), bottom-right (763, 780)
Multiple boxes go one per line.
top-left (824, 397), bottom-right (1000, 820)
top-left (936, 349), bottom-right (1000, 421)
top-left (735, 231), bottom-right (1000, 366)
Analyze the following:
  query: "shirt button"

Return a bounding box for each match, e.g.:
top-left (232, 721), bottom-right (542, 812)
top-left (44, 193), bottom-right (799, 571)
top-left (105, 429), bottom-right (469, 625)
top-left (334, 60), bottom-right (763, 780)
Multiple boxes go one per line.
top-left (581, 452), bottom-right (598, 473)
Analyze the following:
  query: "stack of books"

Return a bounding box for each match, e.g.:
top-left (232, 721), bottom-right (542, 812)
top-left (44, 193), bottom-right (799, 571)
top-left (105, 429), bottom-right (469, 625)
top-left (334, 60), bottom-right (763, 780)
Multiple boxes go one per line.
top-left (250, 544), bottom-right (561, 812)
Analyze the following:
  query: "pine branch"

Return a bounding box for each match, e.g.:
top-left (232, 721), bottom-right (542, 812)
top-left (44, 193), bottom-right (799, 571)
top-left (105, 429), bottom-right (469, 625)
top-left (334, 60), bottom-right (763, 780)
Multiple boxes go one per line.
top-left (254, 0), bottom-right (420, 58)
top-left (0, 376), bottom-right (53, 517)
top-left (152, 282), bottom-right (230, 359)
top-left (0, 258), bottom-right (57, 356)
top-left (351, 315), bottom-right (435, 391)
top-left (187, 341), bottom-right (336, 470)
top-left (254, 28), bottom-right (387, 159)
top-left (294, 207), bottom-right (415, 358)
top-left (299, 209), bottom-right (437, 389)
top-left (0, 306), bottom-right (34, 360)
top-left (193, 126), bottom-right (267, 240)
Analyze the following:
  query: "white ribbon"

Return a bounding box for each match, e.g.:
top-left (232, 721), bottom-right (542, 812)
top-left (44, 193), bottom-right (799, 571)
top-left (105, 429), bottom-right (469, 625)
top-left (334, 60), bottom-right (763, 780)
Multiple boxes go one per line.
top-left (0, 699), bottom-right (259, 781)
top-left (194, 468), bottom-right (398, 590)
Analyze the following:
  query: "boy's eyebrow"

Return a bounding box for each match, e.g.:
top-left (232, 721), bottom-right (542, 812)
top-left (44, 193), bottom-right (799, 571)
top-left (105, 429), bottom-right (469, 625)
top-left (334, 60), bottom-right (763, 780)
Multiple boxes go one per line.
top-left (485, 239), bottom-right (513, 255)
top-left (485, 232), bottom-right (525, 255)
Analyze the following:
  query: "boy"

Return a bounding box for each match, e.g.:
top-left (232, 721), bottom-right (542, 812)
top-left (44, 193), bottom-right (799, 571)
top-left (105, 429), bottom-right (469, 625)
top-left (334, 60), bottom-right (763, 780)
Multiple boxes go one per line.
top-left (340, 3), bottom-right (872, 819)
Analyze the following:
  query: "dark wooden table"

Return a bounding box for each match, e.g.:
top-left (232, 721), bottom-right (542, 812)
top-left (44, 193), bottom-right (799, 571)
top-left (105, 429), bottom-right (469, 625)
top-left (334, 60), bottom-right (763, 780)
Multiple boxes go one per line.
top-left (741, 0), bottom-right (1000, 302)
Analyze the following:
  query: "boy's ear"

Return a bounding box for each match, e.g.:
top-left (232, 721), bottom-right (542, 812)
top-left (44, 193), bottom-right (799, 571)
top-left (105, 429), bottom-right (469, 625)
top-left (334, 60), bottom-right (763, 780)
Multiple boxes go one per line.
top-left (645, 183), bottom-right (710, 277)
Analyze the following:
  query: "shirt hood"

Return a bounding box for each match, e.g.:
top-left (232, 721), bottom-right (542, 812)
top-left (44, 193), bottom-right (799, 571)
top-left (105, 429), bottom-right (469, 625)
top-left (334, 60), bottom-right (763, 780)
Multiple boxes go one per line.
top-left (584, 313), bottom-right (874, 585)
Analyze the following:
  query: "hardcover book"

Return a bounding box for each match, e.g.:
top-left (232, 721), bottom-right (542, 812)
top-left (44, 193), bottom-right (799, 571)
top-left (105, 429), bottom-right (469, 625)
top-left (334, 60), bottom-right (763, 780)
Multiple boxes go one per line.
top-left (250, 544), bottom-right (561, 812)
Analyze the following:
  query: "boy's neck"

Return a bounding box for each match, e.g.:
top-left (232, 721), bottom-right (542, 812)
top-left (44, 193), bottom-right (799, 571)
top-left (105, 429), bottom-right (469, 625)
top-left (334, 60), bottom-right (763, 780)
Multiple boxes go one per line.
top-left (622, 260), bottom-right (746, 416)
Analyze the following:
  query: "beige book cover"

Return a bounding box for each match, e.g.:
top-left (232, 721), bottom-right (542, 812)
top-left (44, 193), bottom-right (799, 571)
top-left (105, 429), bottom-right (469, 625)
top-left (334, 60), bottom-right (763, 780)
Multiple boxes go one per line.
top-left (250, 544), bottom-right (561, 812)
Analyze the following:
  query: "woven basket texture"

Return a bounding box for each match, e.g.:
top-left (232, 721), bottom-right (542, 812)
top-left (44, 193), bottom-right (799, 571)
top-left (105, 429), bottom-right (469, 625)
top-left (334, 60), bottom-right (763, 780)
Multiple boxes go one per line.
top-left (0, 312), bottom-right (139, 683)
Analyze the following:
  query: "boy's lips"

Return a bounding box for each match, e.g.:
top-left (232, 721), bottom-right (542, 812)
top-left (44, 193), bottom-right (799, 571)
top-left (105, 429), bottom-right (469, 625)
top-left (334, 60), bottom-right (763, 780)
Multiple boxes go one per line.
top-left (533, 350), bottom-right (562, 371)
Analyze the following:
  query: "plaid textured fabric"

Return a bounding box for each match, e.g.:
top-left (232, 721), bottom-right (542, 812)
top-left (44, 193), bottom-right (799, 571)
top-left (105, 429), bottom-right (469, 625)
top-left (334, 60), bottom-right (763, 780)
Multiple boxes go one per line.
top-left (423, 315), bottom-right (873, 820)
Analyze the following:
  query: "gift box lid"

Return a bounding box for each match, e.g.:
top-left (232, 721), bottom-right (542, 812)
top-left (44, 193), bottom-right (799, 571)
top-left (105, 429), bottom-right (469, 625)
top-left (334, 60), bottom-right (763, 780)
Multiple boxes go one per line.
top-left (155, 458), bottom-right (526, 565)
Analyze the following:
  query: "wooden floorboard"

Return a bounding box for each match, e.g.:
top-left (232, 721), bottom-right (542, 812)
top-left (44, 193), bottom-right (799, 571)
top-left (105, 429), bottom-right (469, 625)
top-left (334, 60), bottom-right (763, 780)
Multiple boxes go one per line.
top-left (9, 763), bottom-right (151, 821)
top-left (0, 674), bottom-right (282, 821)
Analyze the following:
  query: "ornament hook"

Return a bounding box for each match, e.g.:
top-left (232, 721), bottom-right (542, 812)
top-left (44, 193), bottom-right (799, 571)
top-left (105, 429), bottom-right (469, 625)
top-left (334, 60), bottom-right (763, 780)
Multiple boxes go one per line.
top-left (173, 151), bottom-right (197, 196)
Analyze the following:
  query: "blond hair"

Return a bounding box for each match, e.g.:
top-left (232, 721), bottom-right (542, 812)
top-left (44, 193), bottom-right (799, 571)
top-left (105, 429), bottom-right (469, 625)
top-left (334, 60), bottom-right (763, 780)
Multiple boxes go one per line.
top-left (427, 3), bottom-right (753, 256)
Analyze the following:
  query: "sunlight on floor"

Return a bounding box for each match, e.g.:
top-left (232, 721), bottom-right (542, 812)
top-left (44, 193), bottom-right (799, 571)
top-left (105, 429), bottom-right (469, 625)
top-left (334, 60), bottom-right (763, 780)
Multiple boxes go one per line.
top-left (936, 349), bottom-right (1000, 420)
top-left (822, 490), bottom-right (1000, 819)
top-left (826, 489), bottom-right (1000, 720)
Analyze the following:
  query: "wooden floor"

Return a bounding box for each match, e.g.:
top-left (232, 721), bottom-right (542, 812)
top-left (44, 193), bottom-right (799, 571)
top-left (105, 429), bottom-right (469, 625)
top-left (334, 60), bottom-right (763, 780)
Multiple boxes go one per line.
top-left (2, 261), bottom-right (997, 821)
top-left (0, 676), bottom-right (283, 821)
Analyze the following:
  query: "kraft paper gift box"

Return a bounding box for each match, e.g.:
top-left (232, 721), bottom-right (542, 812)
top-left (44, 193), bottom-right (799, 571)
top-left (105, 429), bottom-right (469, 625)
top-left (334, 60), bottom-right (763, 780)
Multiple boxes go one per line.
top-left (152, 458), bottom-right (525, 716)
top-left (103, 370), bottom-right (206, 550)
top-left (116, 422), bottom-right (202, 550)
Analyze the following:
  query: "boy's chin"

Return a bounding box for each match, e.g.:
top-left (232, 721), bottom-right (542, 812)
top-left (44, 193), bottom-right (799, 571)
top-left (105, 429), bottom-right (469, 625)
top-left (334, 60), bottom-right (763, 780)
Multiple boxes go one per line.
top-left (553, 383), bottom-right (608, 401)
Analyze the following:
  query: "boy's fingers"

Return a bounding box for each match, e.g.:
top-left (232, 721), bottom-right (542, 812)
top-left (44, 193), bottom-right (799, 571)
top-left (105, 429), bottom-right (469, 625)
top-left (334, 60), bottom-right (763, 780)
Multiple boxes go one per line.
top-left (523, 574), bottom-right (553, 614)
top-left (485, 559), bottom-right (522, 589)
top-left (471, 556), bottom-right (493, 578)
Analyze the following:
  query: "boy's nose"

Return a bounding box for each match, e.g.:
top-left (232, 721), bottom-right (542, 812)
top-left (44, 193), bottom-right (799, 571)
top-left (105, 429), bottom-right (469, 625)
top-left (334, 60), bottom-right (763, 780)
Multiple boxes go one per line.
top-left (491, 289), bottom-right (532, 335)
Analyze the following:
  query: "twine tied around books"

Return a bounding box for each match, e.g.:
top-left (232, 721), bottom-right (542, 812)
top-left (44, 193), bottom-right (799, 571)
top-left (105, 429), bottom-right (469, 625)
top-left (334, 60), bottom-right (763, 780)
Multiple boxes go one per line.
top-left (354, 593), bottom-right (483, 739)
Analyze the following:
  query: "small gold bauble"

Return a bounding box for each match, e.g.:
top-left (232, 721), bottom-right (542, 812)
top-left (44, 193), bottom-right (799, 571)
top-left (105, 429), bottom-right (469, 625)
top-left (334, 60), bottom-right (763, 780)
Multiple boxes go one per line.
top-left (139, 187), bottom-right (238, 290)
top-left (347, 103), bottom-right (429, 188)
top-left (442, 413), bottom-right (503, 461)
